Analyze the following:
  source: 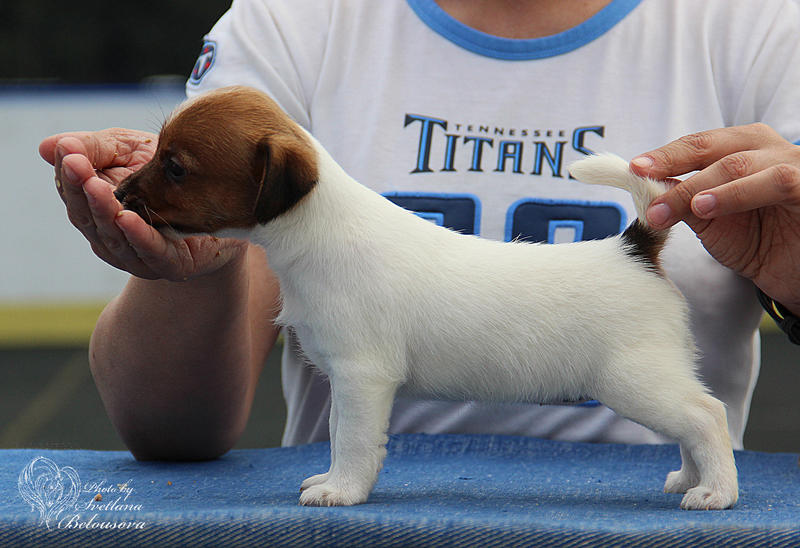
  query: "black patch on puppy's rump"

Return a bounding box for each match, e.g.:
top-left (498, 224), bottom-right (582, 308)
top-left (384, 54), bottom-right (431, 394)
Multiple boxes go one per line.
top-left (620, 220), bottom-right (666, 274)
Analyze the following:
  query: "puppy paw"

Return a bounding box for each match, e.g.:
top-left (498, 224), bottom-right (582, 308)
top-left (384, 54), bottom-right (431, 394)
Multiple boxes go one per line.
top-left (663, 469), bottom-right (699, 494)
top-left (300, 472), bottom-right (330, 492)
top-left (299, 482), bottom-right (367, 507)
top-left (680, 485), bottom-right (738, 510)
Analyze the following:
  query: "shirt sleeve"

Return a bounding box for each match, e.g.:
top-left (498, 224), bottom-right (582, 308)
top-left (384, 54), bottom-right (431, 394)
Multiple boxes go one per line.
top-left (185, 0), bottom-right (332, 130)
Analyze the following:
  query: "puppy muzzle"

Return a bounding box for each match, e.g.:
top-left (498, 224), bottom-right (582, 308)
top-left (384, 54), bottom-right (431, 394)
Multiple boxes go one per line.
top-left (114, 186), bottom-right (153, 225)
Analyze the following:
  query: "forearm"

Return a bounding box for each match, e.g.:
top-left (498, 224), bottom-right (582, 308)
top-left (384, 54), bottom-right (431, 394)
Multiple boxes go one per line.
top-left (90, 244), bottom-right (279, 460)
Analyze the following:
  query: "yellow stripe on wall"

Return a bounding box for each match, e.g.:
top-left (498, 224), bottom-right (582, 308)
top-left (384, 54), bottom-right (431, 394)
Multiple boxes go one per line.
top-left (0, 301), bottom-right (780, 347)
top-left (0, 302), bottom-right (108, 346)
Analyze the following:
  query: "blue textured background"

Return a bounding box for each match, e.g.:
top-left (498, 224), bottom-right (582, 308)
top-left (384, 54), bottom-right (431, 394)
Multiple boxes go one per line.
top-left (1, 434), bottom-right (798, 546)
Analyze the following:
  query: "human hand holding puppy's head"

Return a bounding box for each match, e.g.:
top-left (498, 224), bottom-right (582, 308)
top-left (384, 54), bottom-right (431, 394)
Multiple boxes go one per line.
top-left (114, 86), bottom-right (318, 235)
top-left (40, 127), bottom-right (248, 281)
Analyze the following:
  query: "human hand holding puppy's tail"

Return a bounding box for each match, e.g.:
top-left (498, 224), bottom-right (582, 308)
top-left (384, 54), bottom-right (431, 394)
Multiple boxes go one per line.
top-left (39, 129), bottom-right (245, 282)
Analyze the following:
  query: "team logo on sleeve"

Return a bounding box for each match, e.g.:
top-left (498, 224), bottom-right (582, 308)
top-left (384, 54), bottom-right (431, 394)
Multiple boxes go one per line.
top-left (189, 40), bottom-right (217, 85)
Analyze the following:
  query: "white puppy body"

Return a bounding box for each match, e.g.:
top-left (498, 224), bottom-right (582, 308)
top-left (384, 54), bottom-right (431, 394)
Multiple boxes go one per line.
top-left (223, 143), bottom-right (737, 510)
top-left (114, 88), bottom-right (737, 510)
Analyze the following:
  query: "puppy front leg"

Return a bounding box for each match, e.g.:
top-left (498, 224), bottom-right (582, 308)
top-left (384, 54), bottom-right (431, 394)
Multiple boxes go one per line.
top-left (300, 385), bottom-right (339, 491)
top-left (299, 374), bottom-right (397, 507)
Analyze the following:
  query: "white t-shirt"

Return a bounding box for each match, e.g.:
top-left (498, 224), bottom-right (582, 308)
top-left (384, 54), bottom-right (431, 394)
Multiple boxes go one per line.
top-left (187, 0), bottom-right (800, 449)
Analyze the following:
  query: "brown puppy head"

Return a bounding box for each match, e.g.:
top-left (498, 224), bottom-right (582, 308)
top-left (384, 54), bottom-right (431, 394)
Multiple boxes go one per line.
top-left (114, 86), bottom-right (318, 233)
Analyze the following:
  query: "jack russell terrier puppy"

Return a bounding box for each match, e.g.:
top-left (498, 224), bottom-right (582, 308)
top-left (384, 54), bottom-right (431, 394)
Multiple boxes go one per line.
top-left (114, 86), bottom-right (737, 510)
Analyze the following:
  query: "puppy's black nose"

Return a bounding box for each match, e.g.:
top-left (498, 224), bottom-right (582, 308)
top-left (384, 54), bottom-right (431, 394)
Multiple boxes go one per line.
top-left (113, 187), bottom-right (127, 203)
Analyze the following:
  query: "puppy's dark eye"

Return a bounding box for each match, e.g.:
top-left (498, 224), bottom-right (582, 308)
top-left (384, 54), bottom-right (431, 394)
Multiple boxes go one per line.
top-left (164, 157), bottom-right (186, 182)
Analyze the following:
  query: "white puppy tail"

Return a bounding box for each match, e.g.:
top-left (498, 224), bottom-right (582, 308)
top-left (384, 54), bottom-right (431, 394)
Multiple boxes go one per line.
top-left (568, 153), bottom-right (671, 271)
top-left (568, 153), bottom-right (668, 227)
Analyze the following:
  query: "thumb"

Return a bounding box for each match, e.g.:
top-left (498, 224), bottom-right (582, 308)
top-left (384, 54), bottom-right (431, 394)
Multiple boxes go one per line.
top-left (39, 135), bottom-right (62, 165)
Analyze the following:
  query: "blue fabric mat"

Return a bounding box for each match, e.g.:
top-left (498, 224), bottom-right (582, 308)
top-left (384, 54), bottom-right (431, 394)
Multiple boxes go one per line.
top-left (1, 434), bottom-right (798, 547)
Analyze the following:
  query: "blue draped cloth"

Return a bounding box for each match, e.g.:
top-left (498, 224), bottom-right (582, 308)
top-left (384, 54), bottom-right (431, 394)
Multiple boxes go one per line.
top-left (1, 434), bottom-right (798, 546)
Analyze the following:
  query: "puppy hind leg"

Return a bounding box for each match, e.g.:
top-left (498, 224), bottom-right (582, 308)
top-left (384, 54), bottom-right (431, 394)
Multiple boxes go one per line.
top-left (663, 443), bottom-right (700, 494)
top-left (299, 373), bottom-right (397, 507)
top-left (300, 386), bottom-right (339, 492)
top-left (597, 366), bottom-right (737, 510)
top-left (675, 394), bottom-right (738, 510)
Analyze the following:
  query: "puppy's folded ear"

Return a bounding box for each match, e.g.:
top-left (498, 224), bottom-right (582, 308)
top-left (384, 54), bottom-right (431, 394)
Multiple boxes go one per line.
top-left (252, 135), bottom-right (318, 224)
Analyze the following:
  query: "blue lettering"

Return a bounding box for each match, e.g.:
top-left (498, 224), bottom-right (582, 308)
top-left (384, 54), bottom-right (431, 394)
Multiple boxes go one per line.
top-left (404, 114), bottom-right (448, 174)
top-left (495, 140), bottom-right (524, 173)
top-left (532, 141), bottom-right (566, 177)
top-left (464, 136), bottom-right (494, 172)
top-left (572, 125), bottom-right (605, 156)
top-left (442, 134), bottom-right (459, 172)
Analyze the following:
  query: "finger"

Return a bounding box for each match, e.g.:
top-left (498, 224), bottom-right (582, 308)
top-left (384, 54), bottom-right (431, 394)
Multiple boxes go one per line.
top-left (47, 132), bottom-right (106, 169)
top-left (689, 163), bottom-right (800, 219)
top-left (57, 152), bottom-right (142, 273)
top-left (645, 151), bottom-right (764, 228)
top-left (64, 172), bottom-right (140, 273)
top-left (630, 123), bottom-right (778, 181)
top-left (59, 151), bottom-right (99, 207)
top-left (96, 166), bottom-right (137, 186)
top-left (44, 129), bottom-right (158, 194)
top-left (79, 198), bottom-right (162, 280)
top-left (59, 152), bottom-right (100, 230)
top-left (51, 142), bottom-right (117, 269)
top-left (48, 133), bottom-right (166, 279)
top-left (53, 137), bottom-right (88, 196)
top-left (83, 177), bottom-right (144, 267)
top-left (39, 134), bottom-right (65, 165)
top-left (40, 132), bottom-right (93, 165)
top-left (50, 129), bottom-right (154, 168)
top-left (115, 210), bottom-right (181, 279)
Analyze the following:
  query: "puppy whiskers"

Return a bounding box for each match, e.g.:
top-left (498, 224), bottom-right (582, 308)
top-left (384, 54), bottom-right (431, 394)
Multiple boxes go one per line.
top-left (145, 205), bottom-right (176, 232)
